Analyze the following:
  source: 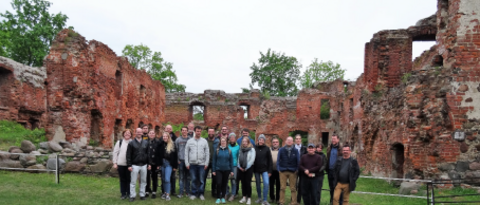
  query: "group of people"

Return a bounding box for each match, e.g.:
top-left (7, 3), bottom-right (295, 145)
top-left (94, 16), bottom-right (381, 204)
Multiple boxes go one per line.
top-left (112, 123), bottom-right (360, 205)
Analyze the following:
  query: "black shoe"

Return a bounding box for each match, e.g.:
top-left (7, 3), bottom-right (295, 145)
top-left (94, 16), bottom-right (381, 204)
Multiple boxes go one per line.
top-left (151, 194), bottom-right (156, 199)
top-left (121, 195), bottom-right (127, 200)
top-left (145, 193), bottom-right (150, 197)
top-left (129, 198), bottom-right (135, 202)
top-left (140, 197), bottom-right (145, 200)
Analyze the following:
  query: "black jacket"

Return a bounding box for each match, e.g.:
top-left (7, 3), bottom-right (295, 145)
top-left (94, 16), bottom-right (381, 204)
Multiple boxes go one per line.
top-left (295, 144), bottom-right (307, 156)
top-left (170, 132), bottom-right (177, 143)
top-left (126, 138), bottom-right (150, 167)
top-left (147, 138), bottom-right (160, 166)
top-left (157, 141), bottom-right (178, 169)
top-left (333, 157), bottom-right (360, 192)
top-left (315, 151), bottom-right (327, 176)
top-left (254, 145), bottom-right (272, 173)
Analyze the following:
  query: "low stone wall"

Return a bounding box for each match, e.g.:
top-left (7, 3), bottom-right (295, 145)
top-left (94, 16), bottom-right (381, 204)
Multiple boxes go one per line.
top-left (0, 140), bottom-right (115, 176)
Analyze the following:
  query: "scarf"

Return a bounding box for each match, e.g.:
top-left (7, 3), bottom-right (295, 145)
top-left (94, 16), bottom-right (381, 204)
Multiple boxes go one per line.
top-left (239, 147), bottom-right (251, 168)
top-left (285, 145), bottom-right (293, 158)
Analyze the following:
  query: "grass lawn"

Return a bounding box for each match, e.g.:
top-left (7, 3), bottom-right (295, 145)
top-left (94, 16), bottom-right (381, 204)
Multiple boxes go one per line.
top-left (0, 171), bottom-right (437, 205)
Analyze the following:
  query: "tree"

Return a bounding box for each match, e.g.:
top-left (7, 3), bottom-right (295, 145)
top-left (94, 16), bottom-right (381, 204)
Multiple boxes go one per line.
top-left (122, 44), bottom-right (186, 93)
top-left (300, 58), bottom-right (346, 89)
top-left (247, 49), bottom-right (301, 97)
top-left (0, 0), bottom-right (70, 66)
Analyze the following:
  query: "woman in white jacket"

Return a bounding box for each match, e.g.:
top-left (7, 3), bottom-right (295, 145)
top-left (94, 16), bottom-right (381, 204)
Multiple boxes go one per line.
top-left (112, 129), bottom-right (133, 200)
top-left (237, 137), bottom-right (256, 205)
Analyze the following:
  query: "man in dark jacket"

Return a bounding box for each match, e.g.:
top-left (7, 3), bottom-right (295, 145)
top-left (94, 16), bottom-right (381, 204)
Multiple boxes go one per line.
top-left (165, 124), bottom-right (177, 196)
top-left (332, 145), bottom-right (359, 205)
top-left (315, 144), bottom-right (327, 204)
top-left (294, 134), bottom-right (307, 204)
top-left (327, 134), bottom-right (342, 204)
top-left (204, 127), bottom-right (219, 197)
top-left (277, 137), bottom-right (300, 205)
top-left (254, 134), bottom-right (272, 205)
top-left (145, 130), bottom-right (160, 198)
top-left (299, 144), bottom-right (323, 205)
top-left (127, 128), bottom-right (151, 202)
top-left (141, 124), bottom-right (149, 140)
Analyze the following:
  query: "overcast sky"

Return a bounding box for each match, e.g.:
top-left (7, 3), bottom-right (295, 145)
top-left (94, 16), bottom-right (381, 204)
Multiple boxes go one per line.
top-left (1, 0), bottom-right (438, 93)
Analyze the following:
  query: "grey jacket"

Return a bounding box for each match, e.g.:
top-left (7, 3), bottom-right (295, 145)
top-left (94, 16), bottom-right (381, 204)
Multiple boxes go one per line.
top-left (175, 135), bottom-right (191, 161)
top-left (185, 137), bottom-right (210, 167)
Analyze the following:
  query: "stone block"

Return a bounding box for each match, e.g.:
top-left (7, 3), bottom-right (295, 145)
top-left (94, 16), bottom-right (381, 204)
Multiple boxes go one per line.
top-left (399, 182), bottom-right (420, 195)
top-left (89, 160), bottom-right (113, 173)
top-left (64, 161), bottom-right (86, 172)
top-left (48, 141), bottom-right (63, 152)
top-left (20, 140), bottom-right (36, 153)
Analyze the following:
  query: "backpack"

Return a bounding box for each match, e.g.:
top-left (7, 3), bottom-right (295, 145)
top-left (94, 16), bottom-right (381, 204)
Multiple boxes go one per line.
top-left (118, 139), bottom-right (123, 147)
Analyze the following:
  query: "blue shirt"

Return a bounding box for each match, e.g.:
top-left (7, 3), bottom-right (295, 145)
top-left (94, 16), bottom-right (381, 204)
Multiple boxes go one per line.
top-left (329, 147), bottom-right (338, 170)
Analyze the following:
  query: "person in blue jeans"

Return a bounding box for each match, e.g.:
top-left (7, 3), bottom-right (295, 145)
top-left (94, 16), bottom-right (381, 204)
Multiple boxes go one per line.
top-left (254, 134), bottom-right (272, 205)
top-left (212, 137), bottom-right (234, 204)
top-left (227, 133), bottom-right (240, 201)
top-left (185, 126), bottom-right (210, 201)
top-left (159, 132), bottom-right (178, 201)
top-left (175, 126), bottom-right (191, 198)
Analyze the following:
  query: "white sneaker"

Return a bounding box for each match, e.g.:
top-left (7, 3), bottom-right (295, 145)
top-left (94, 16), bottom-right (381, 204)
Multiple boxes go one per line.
top-left (246, 198), bottom-right (251, 205)
top-left (255, 199), bottom-right (262, 203)
top-left (199, 195), bottom-right (205, 201)
top-left (189, 195), bottom-right (196, 200)
top-left (239, 197), bottom-right (247, 203)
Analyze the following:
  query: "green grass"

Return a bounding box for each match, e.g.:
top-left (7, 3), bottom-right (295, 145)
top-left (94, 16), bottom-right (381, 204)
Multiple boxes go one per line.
top-left (0, 120), bottom-right (46, 151)
top-left (0, 171), bottom-right (477, 205)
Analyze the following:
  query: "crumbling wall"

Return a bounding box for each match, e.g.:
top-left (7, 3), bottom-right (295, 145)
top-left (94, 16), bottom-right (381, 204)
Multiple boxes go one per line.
top-left (352, 0), bottom-right (480, 183)
top-left (44, 29), bottom-right (165, 148)
top-left (165, 90), bottom-right (261, 135)
top-left (0, 57), bottom-right (47, 129)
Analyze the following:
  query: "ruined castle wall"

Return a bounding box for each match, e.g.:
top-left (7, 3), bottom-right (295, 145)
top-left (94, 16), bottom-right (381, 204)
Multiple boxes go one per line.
top-left (44, 30), bottom-right (165, 148)
top-left (0, 57), bottom-right (47, 129)
top-left (165, 90), bottom-right (260, 135)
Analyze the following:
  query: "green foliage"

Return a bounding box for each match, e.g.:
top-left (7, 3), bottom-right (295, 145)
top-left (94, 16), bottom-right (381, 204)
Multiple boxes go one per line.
top-left (121, 44), bottom-right (186, 93)
top-left (36, 155), bottom-right (48, 164)
top-left (248, 48), bottom-right (301, 97)
top-left (300, 59), bottom-right (346, 88)
top-left (193, 113), bottom-right (204, 121)
top-left (0, 0), bottom-right (71, 66)
top-left (320, 100), bottom-right (330, 119)
top-left (289, 131), bottom-right (308, 145)
top-left (88, 139), bottom-right (99, 147)
top-left (401, 73), bottom-right (412, 84)
top-left (200, 130), bottom-right (208, 138)
top-left (0, 120), bottom-right (46, 149)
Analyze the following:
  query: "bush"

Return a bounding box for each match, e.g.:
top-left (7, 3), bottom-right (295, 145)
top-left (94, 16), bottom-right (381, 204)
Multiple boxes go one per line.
top-left (0, 120), bottom-right (46, 148)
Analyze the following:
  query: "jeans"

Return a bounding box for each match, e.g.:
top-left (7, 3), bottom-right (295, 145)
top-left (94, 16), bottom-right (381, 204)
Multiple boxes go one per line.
top-left (162, 159), bottom-right (172, 194)
top-left (333, 183), bottom-right (351, 205)
top-left (189, 164), bottom-right (206, 196)
top-left (130, 165), bottom-right (147, 198)
top-left (227, 168), bottom-right (238, 196)
top-left (178, 160), bottom-right (191, 195)
top-left (279, 171), bottom-right (297, 205)
top-left (204, 163), bottom-right (217, 196)
top-left (255, 171), bottom-right (270, 201)
top-left (171, 169), bottom-right (177, 194)
top-left (301, 175), bottom-right (319, 205)
top-left (117, 165), bottom-right (131, 197)
top-left (146, 165), bottom-right (159, 194)
top-left (216, 170), bottom-right (230, 198)
top-left (269, 170), bottom-right (280, 202)
top-left (237, 167), bottom-right (253, 198)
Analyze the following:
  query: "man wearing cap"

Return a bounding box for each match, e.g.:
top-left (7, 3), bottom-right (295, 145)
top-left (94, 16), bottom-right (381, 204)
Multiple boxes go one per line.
top-left (299, 143), bottom-right (324, 205)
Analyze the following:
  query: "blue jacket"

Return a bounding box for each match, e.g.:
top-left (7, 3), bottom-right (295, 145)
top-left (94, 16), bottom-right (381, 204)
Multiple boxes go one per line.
top-left (237, 136), bottom-right (255, 147)
top-left (276, 146), bottom-right (300, 172)
top-left (228, 142), bottom-right (240, 166)
top-left (212, 146), bottom-right (234, 172)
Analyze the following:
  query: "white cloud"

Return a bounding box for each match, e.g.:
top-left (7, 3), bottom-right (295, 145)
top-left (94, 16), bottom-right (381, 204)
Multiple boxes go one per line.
top-left (0, 0), bottom-right (438, 93)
